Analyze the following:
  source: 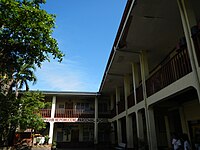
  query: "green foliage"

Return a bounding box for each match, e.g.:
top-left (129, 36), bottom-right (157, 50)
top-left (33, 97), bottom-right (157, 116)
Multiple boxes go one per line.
top-left (0, 0), bottom-right (64, 77)
top-left (0, 91), bottom-right (48, 145)
top-left (18, 92), bottom-right (45, 130)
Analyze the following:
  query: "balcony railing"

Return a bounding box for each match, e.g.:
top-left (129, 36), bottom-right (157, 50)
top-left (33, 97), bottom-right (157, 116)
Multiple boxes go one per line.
top-left (98, 111), bottom-right (112, 118)
top-left (54, 109), bottom-right (83, 118)
top-left (110, 108), bottom-right (116, 118)
top-left (136, 84), bottom-right (143, 103)
top-left (39, 109), bottom-right (51, 118)
top-left (127, 91), bottom-right (135, 108)
top-left (118, 100), bottom-right (125, 114)
top-left (146, 46), bottom-right (192, 97)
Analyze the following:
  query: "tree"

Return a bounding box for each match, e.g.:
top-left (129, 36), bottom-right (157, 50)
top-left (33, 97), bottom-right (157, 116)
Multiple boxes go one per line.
top-left (0, 91), bottom-right (49, 146)
top-left (0, 0), bottom-right (64, 146)
top-left (0, 0), bottom-right (64, 85)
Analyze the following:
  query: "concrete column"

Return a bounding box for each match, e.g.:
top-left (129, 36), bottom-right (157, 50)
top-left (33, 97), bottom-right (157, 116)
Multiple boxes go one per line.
top-left (110, 94), bottom-right (115, 110)
top-left (48, 122), bottom-right (54, 144)
top-left (124, 74), bottom-right (131, 111)
top-left (110, 122), bottom-right (115, 145)
top-left (124, 75), bottom-right (133, 148)
top-left (116, 87), bottom-right (121, 115)
top-left (94, 96), bottom-right (98, 144)
top-left (48, 96), bottom-right (56, 144)
top-left (139, 51), bottom-right (152, 149)
top-left (126, 115), bottom-right (134, 148)
top-left (51, 96), bottom-right (56, 118)
top-left (136, 111), bottom-right (144, 140)
top-left (164, 116), bottom-right (171, 148)
top-left (179, 107), bottom-right (188, 133)
top-left (117, 119), bottom-right (122, 144)
top-left (132, 63), bottom-right (140, 104)
top-left (177, 0), bottom-right (200, 102)
top-left (147, 107), bottom-right (157, 150)
top-left (116, 87), bottom-right (122, 144)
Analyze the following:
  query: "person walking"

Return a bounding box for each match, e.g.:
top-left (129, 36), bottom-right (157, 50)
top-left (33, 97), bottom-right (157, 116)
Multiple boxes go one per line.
top-left (182, 133), bottom-right (191, 150)
top-left (172, 133), bottom-right (182, 150)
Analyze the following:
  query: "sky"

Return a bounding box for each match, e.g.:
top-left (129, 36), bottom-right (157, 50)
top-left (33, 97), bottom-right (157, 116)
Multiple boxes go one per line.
top-left (29, 0), bottom-right (127, 92)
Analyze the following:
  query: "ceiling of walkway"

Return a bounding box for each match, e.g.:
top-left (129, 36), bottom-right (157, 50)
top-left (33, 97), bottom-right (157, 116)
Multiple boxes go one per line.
top-left (100, 0), bottom-right (185, 95)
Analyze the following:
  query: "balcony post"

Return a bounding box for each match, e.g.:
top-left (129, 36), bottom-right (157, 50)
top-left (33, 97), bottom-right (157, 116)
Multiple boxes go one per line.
top-left (48, 122), bottom-right (54, 144)
top-left (116, 87), bottom-right (122, 144)
top-left (48, 96), bottom-right (56, 144)
top-left (51, 96), bottom-right (56, 118)
top-left (139, 51), bottom-right (152, 149)
top-left (147, 107), bottom-right (157, 150)
top-left (136, 110), bottom-right (144, 141)
top-left (131, 63), bottom-right (139, 105)
top-left (94, 96), bottom-right (98, 144)
top-left (110, 94), bottom-right (115, 110)
top-left (124, 75), bottom-right (133, 148)
top-left (116, 87), bottom-right (120, 115)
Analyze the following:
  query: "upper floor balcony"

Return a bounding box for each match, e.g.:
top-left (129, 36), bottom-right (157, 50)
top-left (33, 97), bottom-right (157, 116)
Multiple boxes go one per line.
top-left (39, 108), bottom-right (112, 119)
top-left (146, 43), bottom-right (192, 97)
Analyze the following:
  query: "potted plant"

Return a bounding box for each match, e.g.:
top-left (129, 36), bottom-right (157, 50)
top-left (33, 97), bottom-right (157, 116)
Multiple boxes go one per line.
top-left (51, 141), bottom-right (57, 150)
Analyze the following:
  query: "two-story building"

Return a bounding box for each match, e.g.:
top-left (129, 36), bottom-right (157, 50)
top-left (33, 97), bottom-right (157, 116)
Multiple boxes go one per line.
top-left (39, 91), bottom-right (111, 148)
top-left (39, 0), bottom-right (200, 149)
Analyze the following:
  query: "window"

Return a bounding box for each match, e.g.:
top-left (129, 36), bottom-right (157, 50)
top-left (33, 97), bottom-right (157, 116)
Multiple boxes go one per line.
top-left (58, 104), bottom-right (64, 109)
top-left (76, 102), bottom-right (91, 111)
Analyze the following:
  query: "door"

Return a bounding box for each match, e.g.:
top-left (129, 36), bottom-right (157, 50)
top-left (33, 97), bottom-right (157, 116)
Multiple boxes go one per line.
top-left (71, 129), bottom-right (79, 142)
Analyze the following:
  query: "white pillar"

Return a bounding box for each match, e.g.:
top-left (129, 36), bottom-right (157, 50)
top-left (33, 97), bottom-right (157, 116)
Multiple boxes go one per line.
top-left (126, 115), bottom-right (133, 148)
top-left (136, 111), bottom-right (144, 140)
top-left (132, 63), bottom-right (140, 104)
top-left (148, 107), bottom-right (157, 150)
top-left (51, 96), bottom-right (56, 118)
top-left (48, 96), bottom-right (56, 144)
top-left (124, 75), bottom-right (133, 148)
top-left (124, 75), bottom-right (131, 111)
top-left (116, 87), bottom-right (122, 144)
top-left (94, 97), bottom-right (98, 144)
top-left (110, 122), bottom-right (115, 145)
top-left (179, 107), bottom-right (188, 133)
top-left (139, 51), bottom-right (153, 149)
top-left (49, 122), bottom-right (54, 144)
top-left (116, 87), bottom-right (120, 115)
top-left (117, 119), bottom-right (122, 144)
top-left (110, 94), bottom-right (115, 110)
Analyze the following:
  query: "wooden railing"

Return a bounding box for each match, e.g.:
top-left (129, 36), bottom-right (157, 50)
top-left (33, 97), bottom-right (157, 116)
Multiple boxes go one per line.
top-left (98, 111), bottom-right (112, 118)
top-left (146, 47), bottom-right (192, 97)
top-left (136, 84), bottom-right (143, 103)
top-left (39, 109), bottom-right (51, 118)
top-left (118, 100), bottom-right (125, 114)
top-left (127, 91), bottom-right (135, 108)
top-left (110, 108), bottom-right (116, 118)
top-left (55, 109), bottom-right (85, 118)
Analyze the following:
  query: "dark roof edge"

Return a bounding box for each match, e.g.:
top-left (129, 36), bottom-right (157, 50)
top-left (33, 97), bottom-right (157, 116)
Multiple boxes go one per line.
top-left (27, 90), bottom-right (100, 96)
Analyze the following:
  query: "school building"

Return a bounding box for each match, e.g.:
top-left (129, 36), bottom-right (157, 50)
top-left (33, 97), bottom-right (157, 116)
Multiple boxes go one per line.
top-left (40, 0), bottom-right (200, 149)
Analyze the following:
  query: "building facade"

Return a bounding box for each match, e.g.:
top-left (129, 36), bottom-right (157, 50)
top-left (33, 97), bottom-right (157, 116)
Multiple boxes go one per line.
top-left (40, 92), bottom-right (111, 148)
top-left (40, 0), bottom-right (200, 149)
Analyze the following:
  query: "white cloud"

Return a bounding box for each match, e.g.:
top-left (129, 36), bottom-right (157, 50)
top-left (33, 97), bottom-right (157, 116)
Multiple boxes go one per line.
top-left (29, 57), bottom-right (98, 92)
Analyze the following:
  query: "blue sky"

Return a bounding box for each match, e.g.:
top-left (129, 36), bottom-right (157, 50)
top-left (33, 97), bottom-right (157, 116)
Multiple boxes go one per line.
top-left (29, 0), bottom-right (127, 92)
